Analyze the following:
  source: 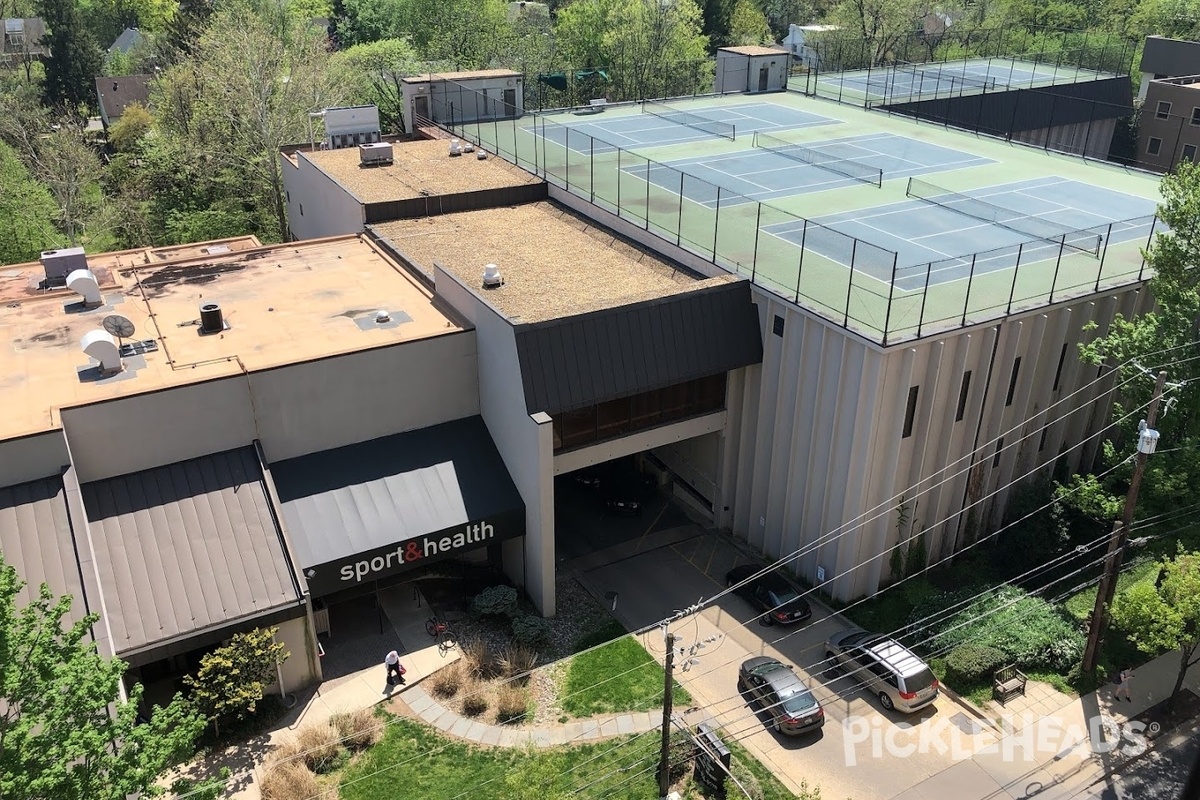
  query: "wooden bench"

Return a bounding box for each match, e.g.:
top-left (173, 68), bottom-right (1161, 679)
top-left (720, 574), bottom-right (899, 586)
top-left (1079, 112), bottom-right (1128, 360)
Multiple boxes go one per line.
top-left (993, 665), bottom-right (1027, 705)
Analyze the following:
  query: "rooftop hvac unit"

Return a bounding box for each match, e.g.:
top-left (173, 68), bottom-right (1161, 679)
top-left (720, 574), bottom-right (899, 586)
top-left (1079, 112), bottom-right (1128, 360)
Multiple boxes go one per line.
top-left (40, 247), bottom-right (87, 282)
top-left (359, 141), bottom-right (393, 166)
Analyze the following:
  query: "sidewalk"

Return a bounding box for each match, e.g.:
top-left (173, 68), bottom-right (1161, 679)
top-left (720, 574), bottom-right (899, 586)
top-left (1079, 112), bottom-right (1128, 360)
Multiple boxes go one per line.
top-left (896, 648), bottom-right (1200, 800)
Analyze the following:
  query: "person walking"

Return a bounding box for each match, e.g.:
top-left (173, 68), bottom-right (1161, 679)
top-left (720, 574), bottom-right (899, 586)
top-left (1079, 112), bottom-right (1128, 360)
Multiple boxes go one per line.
top-left (1114, 666), bottom-right (1134, 702)
top-left (385, 649), bottom-right (406, 686)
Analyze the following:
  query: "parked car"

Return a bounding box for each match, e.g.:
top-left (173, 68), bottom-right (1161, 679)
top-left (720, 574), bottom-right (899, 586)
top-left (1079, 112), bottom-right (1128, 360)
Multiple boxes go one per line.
top-left (824, 629), bottom-right (939, 713)
top-left (737, 656), bottom-right (824, 735)
top-left (724, 564), bottom-right (812, 625)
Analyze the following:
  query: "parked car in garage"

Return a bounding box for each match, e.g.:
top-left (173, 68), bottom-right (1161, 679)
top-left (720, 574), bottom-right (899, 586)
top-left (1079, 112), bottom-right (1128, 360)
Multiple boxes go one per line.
top-left (824, 628), bottom-right (939, 713)
top-left (724, 564), bottom-right (813, 625)
top-left (737, 656), bottom-right (825, 734)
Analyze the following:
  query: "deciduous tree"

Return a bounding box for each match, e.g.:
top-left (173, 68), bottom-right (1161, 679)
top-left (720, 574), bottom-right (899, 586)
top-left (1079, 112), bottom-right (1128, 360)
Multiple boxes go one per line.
top-left (0, 553), bottom-right (205, 800)
top-left (826, 0), bottom-right (924, 66)
top-left (0, 142), bottom-right (63, 265)
top-left (1111, 550), bottom-right (1200, 704)
top-left (333, 38), bottom-right (422, 132)
top-left (729, 0), bottom-right (772, 45)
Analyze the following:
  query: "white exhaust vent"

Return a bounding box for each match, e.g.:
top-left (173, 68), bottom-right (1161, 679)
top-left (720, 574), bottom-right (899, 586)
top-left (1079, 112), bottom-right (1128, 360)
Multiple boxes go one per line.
top-left (66, 268), bottom-right (103, 307)
top-left (449, 138), bottom-right (462, 156)
top-left (81, 330), bottom-right (122, 375)
top-left (482, 263), bottom-right (503, 287)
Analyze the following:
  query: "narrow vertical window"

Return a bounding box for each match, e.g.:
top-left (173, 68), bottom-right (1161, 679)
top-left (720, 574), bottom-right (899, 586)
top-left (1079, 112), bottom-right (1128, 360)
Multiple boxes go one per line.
top-left (1052, 343), bottom-right (1068, 392)
top-left (1039, 427), bottom-right (1049, 452)
top-left (1005, 357), bottom-right (1022, 406)
top-left (902, 386), bottom-right (919, 439)
top-left (772, 315), bottom-right (784, 337)
top-left (993, 437), bottom-right (1005, 467)
top-left (955, 371), bottom-right (972, 422)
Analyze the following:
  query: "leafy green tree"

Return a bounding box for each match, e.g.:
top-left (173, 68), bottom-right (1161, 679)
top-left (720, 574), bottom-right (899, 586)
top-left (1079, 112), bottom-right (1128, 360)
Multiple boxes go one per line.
top-left (729, 0), bottom-right (772, 45)
top-left (826, 0), bottom-right (924, 66)
top-left (996, 0), bottom-right (1086, 29)
top-left (37, 0), bottom-right (104, 112)
top-left (183, 627), bottom-right (289, 735)
top-left (1130, 0), bottom-right (1200, 43)
top-left (0, 142), bottom-right (64, 265)
top-left (410, 0), bottom-right (513, 68)
top-left (108, 100), bottom-right (153, 150)
top-left (761, 0), bottom-right (819, 39)
top-left (0, 553), bottom-right (205, 799)
top-left (157, 0), bottom-right (349, 241)
top-left (702, 0), bottom-right (735, 48)
top-left (1076, 162), bottom-right (1200, 519)
top-left (335, 0), bottom-right (408, 45)
top-left (1111, 550), bottom-right (1200, 703)
top-left (30, 122), bottom-right (105, 246)
top-left (163, 0), bottom-right (214, 59)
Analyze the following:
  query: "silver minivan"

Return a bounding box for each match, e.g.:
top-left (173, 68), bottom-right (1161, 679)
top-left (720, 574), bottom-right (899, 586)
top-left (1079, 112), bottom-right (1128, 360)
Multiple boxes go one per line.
top-left (824, 629), bottom-right (939, 713)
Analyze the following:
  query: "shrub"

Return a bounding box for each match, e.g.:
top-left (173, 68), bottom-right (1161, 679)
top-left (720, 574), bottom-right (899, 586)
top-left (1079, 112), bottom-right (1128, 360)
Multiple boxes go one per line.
top-left (429, 662), bottom-right (463, 698)
top-left (926, 586), bottom-right (1086, 674)
top-left (512, 614), bottom-right (553, 648)
top-left (471, 585), bottom-right (519, 618)
top-left (183, 627), bottom-right (289, 734)
top-left (495, 684), bottom-right (529, 724)
top-left (329, 708), bottom-right (382, 750)
top-left (944, 644), bottom-right (1007, 685)
top-left (461, 639), bottom-right (501, 680)
top-left (295, 723), bottom-right (345, 773)
top-left (260, 762), bottom-right (320, 800)
top-left (498, 643), bottom-right (539, 681)
top-left (905, 533), bottom-right (928, 577)
top-left (461, 687), bottom-right (489, 718)
top-left (264, 738), bottom-right (303, 767)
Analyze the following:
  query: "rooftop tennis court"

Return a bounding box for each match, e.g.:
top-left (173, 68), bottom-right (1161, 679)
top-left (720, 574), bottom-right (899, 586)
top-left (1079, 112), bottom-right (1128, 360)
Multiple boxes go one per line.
top-left (451, 89), bottom-right (1163, 343)
top-left (802, 57), bottom-right (1112, 106)
top-left (629, 132), bottom-right (995, 204)
top-left (531, 101), bottom-right (837, 153)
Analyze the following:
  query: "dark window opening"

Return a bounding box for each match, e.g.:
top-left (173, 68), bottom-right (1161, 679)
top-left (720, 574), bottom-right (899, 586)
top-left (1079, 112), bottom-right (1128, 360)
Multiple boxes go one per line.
top-left (551, 373), bottom-right (727, 453)
top-left (1184, 144), bottom-right (1198, 162)
top-left (902, 386), bottom-right (919, 439)
top-left (1053, 343), bottom-right (1068, 391)
top-left (1156, 100), bottom-right (1172, 119)
top-left (773, 315), bottom-right (785, 337)
top-left (993, 437), bottom-right (1004, 467)
top-left (1005, 357), bottom-right (1021, 406)
top-left (1148, 137), bottom-right (1162, 155)
top-left (299, 203), bottom-right (304, 216)
top-left (1191, 107), bottom-right (1200, 126)
top-left (1039, 427), bottom-right (1049, 452)
top-left (955, 371), bottom-right (972, 422)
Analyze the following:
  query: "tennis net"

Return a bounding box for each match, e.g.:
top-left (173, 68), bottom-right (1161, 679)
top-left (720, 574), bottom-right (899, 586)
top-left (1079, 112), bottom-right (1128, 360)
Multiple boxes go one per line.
top-left (753, 131), bottom-right (883, 187)
top-left (907, 177), bottom-right (1102, 256)
top-left (894, 62), bottom-right (997, 92)
top-left (641, 100), bottom-right (736, 141)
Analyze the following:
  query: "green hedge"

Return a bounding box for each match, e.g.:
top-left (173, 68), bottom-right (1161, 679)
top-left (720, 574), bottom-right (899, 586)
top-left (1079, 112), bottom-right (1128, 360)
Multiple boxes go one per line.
top-left (944, 644), bottom-right (1007, 685)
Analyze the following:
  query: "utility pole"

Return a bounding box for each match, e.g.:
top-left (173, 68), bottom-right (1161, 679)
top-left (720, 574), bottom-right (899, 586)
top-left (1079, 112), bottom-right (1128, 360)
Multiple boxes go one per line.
top-left (1082, 370), bottom-right (1166, 672)
top-left (657, 630), bottom-right (676, 800)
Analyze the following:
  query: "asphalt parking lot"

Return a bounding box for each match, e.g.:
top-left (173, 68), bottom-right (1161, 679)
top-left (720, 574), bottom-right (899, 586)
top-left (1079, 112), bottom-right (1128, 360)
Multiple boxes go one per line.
top-left (567, 523), bottom-right (1001, 800)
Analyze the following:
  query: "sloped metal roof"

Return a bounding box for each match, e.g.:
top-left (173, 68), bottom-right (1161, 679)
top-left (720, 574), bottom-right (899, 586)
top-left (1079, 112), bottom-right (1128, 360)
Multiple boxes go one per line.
top-left (514, 279), bottom-right (763, 415)
top-left (270, 416), bottom-right (524, 595)
top-left (0, 475), bottom-right (90, 625)
top-left (80, 447), bottom-right (302, 657)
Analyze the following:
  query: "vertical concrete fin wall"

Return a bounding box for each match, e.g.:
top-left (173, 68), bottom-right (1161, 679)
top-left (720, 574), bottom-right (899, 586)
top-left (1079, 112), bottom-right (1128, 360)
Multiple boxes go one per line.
top-left (433, 265), bottom-right (556, 617)
top-left (0, 430), bottom-right (70, 488)
top-left (280, 150), bottom-right (366, 240)
top-left (726, 284), bottom-right (1151, 602)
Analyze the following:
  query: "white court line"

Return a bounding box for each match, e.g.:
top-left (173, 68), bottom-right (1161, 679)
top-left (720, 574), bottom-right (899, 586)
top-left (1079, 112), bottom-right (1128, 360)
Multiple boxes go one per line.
top-left (703, 163), bottom-right (773, 192)
top-left (852, 218), bottom-right (960, 261)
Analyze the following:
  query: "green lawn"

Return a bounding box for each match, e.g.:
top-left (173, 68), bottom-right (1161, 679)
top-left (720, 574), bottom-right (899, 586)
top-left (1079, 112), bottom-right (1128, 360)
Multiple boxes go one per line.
top-left (339, 716), bottom-right (798, 800)
top-left (562, 636), bottom-right (691, 718)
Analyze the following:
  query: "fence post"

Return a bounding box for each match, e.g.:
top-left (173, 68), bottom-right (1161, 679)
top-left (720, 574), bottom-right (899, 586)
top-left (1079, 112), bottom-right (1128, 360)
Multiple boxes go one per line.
top-left (1006, 244), bottom-right (1023, 314)
top-left (751, 203), bottom-right (763, 281)
top-left (616, 147), bottom-right (622, 212)
top-left (564, 126), bottom-right (572, 191)
top-left (1049, 237), bottom-right (1067, 303)
top-left (676, 170), bottom-right (685, 247)
top-left (712, 186), bottom-right (721, 260)
top-left (844, 240), bottom-right (858, 327)
top-left (794, 219), bottom-right (808, 304)
top-left (882, 254), bottom-right (898, 345)
top-left (1140, 216), bottom-right (1158, 280)
top-left (1096, 222), bottom-right (1113, 290)
top-left (962, 254), bottom-right (978, 326)
top-left (590, 136), bottom-right (595, 202)
top-left (917, 261), bottom-right (932, 339)
top-left (644, 158), bottom-right (651, 231)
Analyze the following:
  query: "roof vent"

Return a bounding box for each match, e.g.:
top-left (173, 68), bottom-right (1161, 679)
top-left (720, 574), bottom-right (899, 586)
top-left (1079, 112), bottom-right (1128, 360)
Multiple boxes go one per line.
top-left (81, 330), bottom-right (122, 375)
top-left (476, 149), bottom-right (488, 160)
top-left (482, 263), bottom-right (503, 288)
top-left (449, 138), bottom-right (462, 156)
top-left (199, 302), bottom-right (226, 334)
top-left (40, 246), bottom-right (87, 283)
top-left (375, 309), bottom-right (391, 323)
top-left (66, 268), bottom-right (103, 307)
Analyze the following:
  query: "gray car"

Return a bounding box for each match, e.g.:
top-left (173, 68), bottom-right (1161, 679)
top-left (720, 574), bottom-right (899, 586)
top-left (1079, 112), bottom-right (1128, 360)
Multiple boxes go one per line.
top-left (737, 656), bottom-right (825, 735)
top-left (824, 629), bottom-right (939, 713)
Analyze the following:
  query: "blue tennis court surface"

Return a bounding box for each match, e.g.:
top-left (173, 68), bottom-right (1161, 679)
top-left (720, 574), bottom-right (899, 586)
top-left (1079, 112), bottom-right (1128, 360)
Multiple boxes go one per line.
top-left (531, 102), bottom-right (839, 152)
top-left (626, 133), bottom-right (994, 205)
top-left (765, 177), bottom-right (1159, 287)
top-left (831, 58), bottom-right (1080, 99)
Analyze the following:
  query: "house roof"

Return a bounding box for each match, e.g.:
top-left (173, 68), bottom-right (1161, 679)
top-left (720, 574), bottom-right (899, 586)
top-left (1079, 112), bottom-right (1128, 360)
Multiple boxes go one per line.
top-left (513, 278), bottom-right (764, 415)
top-left (95, 74), bottom-right (152, 122)
top-left (720, 45), bottom-right (789, 57)
top-left (1, 17), bottom-right (46, 56)
top-left (107, 27), bottom-right (143, 55)
top-left (80, 447), bottom-right (304, 657)
top-left (0, 474), bottom-right (90, 626)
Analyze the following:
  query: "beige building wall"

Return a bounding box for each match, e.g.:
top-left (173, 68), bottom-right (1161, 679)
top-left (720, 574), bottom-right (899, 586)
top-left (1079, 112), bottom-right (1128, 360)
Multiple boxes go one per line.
top-left (0, 430), bottom-right (70, 486)
top-left (280, 150), bottom-right (366, 240)
top-left (723, 283), bottom-right (1152, 601)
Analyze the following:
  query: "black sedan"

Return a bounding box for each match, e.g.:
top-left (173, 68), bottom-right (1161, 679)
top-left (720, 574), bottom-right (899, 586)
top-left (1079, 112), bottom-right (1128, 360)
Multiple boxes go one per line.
top-left (724, 564), bottom-right (812, 625)
top-left (737, 656), bottom-right (824, 735)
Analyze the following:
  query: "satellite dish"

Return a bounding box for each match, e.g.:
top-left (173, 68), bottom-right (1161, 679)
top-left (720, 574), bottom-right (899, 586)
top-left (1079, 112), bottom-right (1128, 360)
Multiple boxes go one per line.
top-left (102, 314), bottom-right (136, 339)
